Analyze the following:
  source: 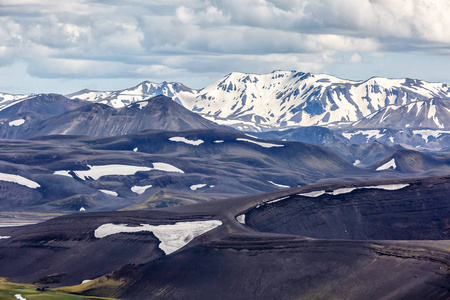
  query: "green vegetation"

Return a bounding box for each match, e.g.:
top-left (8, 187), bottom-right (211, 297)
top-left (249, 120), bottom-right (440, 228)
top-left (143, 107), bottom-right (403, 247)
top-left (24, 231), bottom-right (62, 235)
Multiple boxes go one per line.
top-left (0, 278), bottom-right (117, 299)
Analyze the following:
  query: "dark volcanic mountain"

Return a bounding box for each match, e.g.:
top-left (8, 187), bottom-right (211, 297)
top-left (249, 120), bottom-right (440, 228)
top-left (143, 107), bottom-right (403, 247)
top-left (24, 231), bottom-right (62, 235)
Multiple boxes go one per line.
top-left (0, 93), bottom-right (88, 120)
top-left (0, 95), bottom-right (226, 139)
top-left (0, 176), bottom-right (449, 299)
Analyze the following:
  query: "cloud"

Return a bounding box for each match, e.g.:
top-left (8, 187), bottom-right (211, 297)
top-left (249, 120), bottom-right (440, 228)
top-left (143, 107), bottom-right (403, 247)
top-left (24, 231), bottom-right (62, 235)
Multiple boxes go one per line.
top-left (0, 0), bottom-right (449, 86)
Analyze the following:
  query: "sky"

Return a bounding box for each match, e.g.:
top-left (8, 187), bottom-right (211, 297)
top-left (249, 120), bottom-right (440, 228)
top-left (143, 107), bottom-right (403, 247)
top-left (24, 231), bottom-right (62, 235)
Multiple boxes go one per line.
top-left (1, 0), bottom-right (450, 94)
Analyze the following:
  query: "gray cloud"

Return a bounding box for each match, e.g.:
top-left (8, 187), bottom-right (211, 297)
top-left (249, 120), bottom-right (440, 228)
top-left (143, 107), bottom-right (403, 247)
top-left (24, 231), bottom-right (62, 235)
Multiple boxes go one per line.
top-left (0, 0), bottom-right (449, 86)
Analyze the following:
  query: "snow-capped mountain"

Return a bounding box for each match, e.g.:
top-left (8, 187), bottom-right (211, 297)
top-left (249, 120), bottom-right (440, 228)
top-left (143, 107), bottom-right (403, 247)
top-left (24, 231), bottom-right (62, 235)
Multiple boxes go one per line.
top-left (67, 81), bottom-right (196, 108)
top-left (179, 71), bottom-right (450, 131)
top-left (352, 98), bottom-right (450, 129)
top-left (66, 71), bottom-right (450, 131)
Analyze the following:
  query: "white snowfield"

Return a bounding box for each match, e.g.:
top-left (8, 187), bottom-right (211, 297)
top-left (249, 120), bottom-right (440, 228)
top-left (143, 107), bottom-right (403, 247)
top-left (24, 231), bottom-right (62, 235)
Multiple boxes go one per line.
top-left (0, 172), bottom-right (40, 189)
top-left (131, 184), bottom-right (153, 195)
top-left (267, 196), bottom-right (290, 204)
top-left (376, 158), bottom-right (397, 171)
top-left (190, 184), bottom-right (207, 191)
top-left (94, 220), bottom-right (222, 255)
top-left (236, 214), bottom-right (246, 224)
top-left (100, 189), bottom-right (118, 197)
top-left (54, 162), bottom-right (184, 180)
top-left (236, 138), bottom-right (284, 148)
top-left (9, 119), bottom-right (25, 127)
top-left (268, 180), bottom-right (290, 188)
top-left (169, 136), bottom-right (204, 146)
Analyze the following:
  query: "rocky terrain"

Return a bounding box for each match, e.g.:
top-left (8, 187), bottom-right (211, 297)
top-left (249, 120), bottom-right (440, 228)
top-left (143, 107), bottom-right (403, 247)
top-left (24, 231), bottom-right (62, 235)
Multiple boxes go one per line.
top-left (0, 176), bottom-right (449, 299)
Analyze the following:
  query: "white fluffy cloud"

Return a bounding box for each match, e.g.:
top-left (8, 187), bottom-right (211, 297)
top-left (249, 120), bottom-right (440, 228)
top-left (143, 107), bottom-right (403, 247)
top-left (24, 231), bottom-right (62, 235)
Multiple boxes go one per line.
top-left (1, 0), bottom-right (450, 91)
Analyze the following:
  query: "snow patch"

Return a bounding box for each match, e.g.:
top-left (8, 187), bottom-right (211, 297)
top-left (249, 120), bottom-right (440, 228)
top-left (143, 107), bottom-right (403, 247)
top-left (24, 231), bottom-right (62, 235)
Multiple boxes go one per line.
top-left (0, 172), bottom-right (40, 189)
top-left (55, 163), bottom-right (184, 180)
top-left (81, 279), bottom-right (92, 284)
top-left (53, 170), bottom-right (72, 177)
top-left (169, 136), bottom-right (204, 146)
top-left (267, 196), bottom-right (290, 204)
top-left (15, 295), bottom-right (26, 300)
top-left (152, 162), bottom-right (184, 173)
top-left (376, 158), bottom-right (397, 171)
top-left (353, 159), bottom-right (361, 166)
top-left (297, 190), bottom-right (326, 197)
top-left (131, 184), bottom-right (153, 195)
top-left (190, 183), bottom-right (207, 191)
top-left (100, 189), bottom-right (118, 197)
top-left (133, 147), bottom-right (138, 152)
top-left (268, 180), bottom-right (290, 188)
top-left (9, 119), bottom-right (25, 127)
top-left (0, 236), bottom-right (11, 239)
top-left (237, 138), bottom-right (284, 148)
top-left (213, 140), bottom-right (224, 143)
top-left (94, 220), bottom-right (222, 255)
top-left (137, 101), bottom-right (148, 109)
top-left (236, 214), bottom-right (246, 224)
top-left (79, 207), bottom-right (86, 212)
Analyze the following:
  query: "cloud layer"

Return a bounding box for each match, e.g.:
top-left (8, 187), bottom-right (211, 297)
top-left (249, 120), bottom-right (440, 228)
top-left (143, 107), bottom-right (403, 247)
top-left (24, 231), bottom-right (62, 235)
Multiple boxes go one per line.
top-left (1, 0), bottom-right (450, 91)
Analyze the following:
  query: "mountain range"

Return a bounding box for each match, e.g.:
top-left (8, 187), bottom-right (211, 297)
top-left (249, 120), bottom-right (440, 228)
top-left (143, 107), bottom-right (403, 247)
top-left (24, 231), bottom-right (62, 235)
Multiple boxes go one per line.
top-left (2, 71), bottom-right (450, 132)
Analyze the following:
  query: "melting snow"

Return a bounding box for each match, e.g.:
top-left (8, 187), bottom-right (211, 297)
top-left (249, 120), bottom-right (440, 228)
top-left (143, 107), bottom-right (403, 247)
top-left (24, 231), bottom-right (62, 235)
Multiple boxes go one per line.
top-left (152, 162), bottom-right (184, 173)
top-left (169, 137), bottom-right (204, 146)
top-left (297, 190), bottom-right (326, 197)
top-left (81, 279), bottom-right (92, 284)
top-left (376, 158), bottom-right (397, 171)
top-left (9, 119), bottom-right (25, 127)
top-left (353, 159), bottom-right (361, 166)
top-left (237, 138), bottom-right (284, 148)
top-left (131, 184), bottom-right (153, 195)
top-left (94, 220), bottom-right (222, 255)
top-left (54, 170), bottom-right (72, 177)
top-left (214, 140), bottom-right (224, 143)
top-left (267, 196), bottom-right (290, 204)
top-left (268, 180), bottom-right (290, 188)
top-left (133, 147), bottom-right (138, 152)
top-left (190, 183), bottom-right (207, 191)
top-left (79, 207), bottom-right (86, 212)
top-left (15, 295), bottom-right (26, 300)
top-left (0, 236), bottom-right (11, 239)
top-left (0, 172), bottom-right (40, 189)
top-left (137, 101), bottom-right (148, 109)
top-left (298, 183), bottom-right (409, 198)
top-left (55, 163), bottom-right (184, 180)
top-left (100, 190), bottom-right (118, 197)
top-left (236, 214), bottom-right (246, 224)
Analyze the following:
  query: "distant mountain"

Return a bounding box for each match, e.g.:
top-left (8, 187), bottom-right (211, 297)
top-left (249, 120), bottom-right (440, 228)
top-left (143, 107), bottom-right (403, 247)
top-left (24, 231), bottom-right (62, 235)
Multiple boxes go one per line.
top-left (67, 81), bottom-right (196, 107)
top-left (324, 141), bottom-right (403, 167)
top-left (0, 93), bottom-right (87, 120)
top-left (248, 126), bottom-right (348, 144)
top-left (352, 98), bottom-right (450, 129)
top-left (369, 149), bottom-right (450, 174)
top-left (0, 95), bottom-right (226, 139)
top-left (63, 71), bottom-right (450, 132)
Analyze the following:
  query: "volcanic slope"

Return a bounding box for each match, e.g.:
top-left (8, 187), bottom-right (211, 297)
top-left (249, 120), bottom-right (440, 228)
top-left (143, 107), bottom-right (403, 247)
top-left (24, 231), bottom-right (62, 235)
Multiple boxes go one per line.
top-left (0, 95), bottom-right (225, 139)
top-left (0, 128), bottom-right (371, 213)
top-left (0, 176), bottom-right (449, 299)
